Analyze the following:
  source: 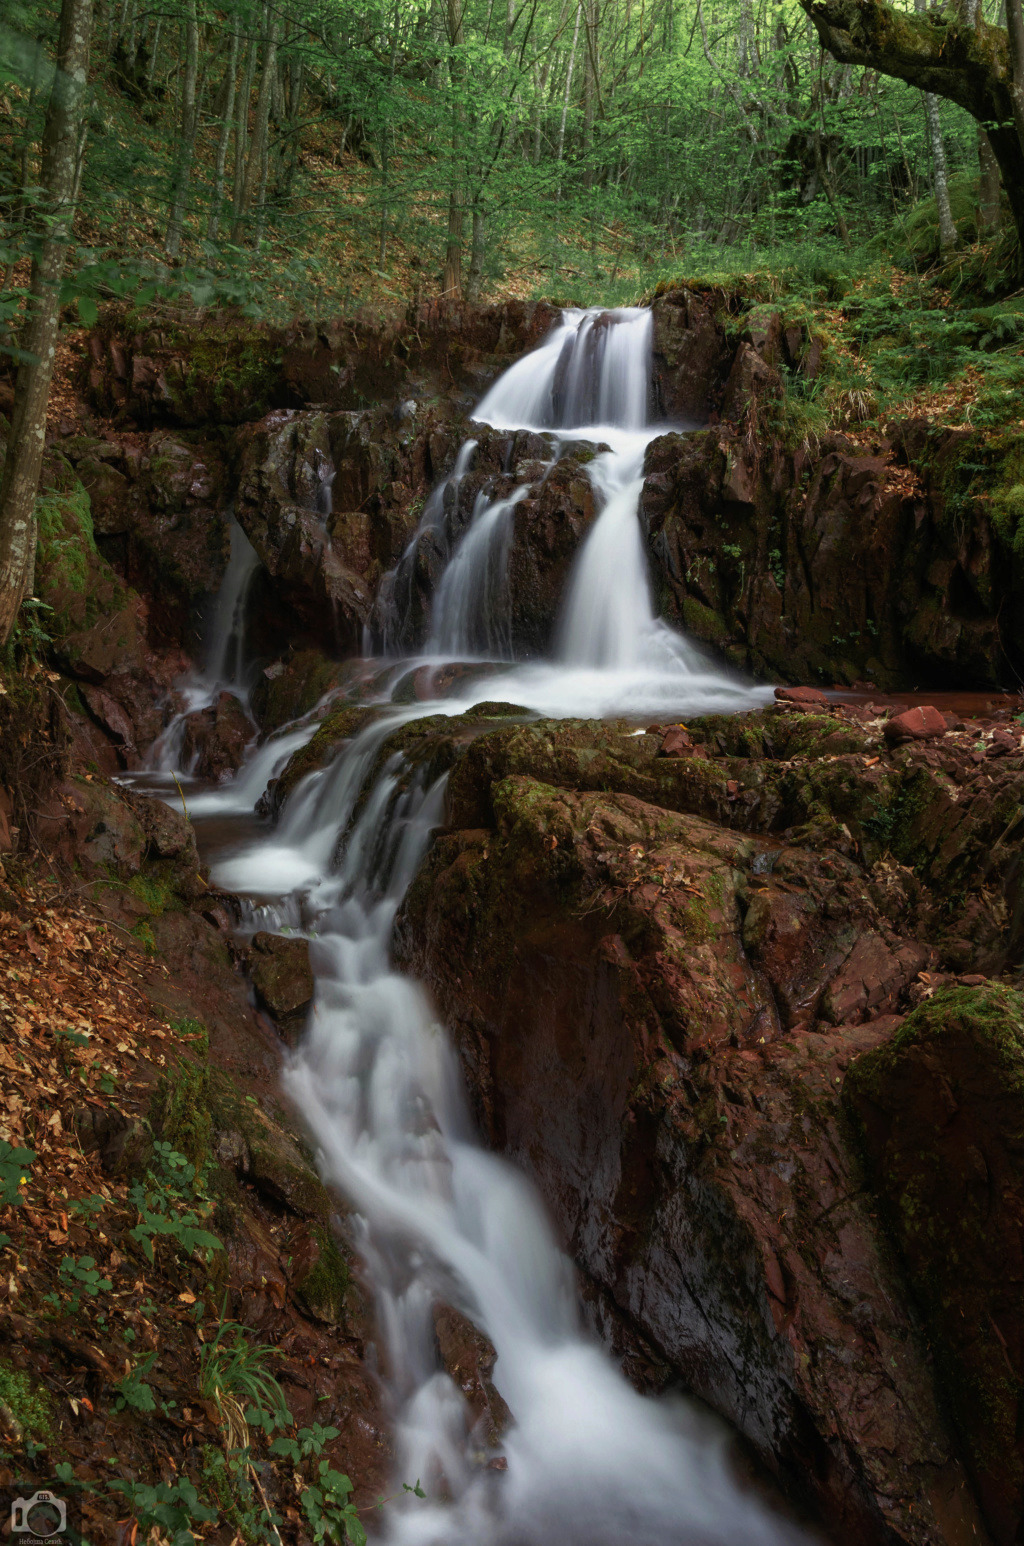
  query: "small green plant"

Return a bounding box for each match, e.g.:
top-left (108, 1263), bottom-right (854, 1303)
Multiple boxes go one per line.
top-left (106, 1475), bottom-right (218, 1546)
top-left (57, 1254), bottom-right (112, 1313)
top-left (0, 1139), bottom-right (35, 1207)
top-left (69, 1194), bottom-right (106, 1230)
top-left (199, 1317), bottom-right (290, 1439)
top-left (300, 1460), bottom-right (366, 1546)
top-left (128, 1143), bottom-right (223, 1265)
top-left (114, 1353), bottom-right (158, 1413)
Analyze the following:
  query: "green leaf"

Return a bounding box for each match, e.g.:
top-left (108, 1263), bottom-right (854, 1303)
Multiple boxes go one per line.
top-left (76, 294), bottom-right (98, 326)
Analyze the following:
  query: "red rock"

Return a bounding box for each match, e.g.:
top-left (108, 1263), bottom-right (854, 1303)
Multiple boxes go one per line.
top-left (774, 686), bottom-right (828, 707)
top-left (883, 705), bottom-right (948, 745)
top-left (987, 728), bottom-right (1020, 757)
top-left (658, 726), bottom-right (692, 757)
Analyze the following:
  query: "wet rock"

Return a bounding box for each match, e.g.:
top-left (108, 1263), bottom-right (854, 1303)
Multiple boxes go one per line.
top-left (650, 289), bottom-right (732, 421)
top-left (181, 692), bottom-right (253, 781)
top-left (433, 1305), bottom-right (511, 1446)
top-left (775, 686), bottom-right (828, 707)
top-left (639, 417), bottom-right (1007, 692)
top-left (883, 705), bottom-right (948, 745)
top-left (289, 1221), bottom-right (350, 1325)
top-left (207, 1070), bottom-right (334, 1223)
top-left (248, 932), bottom-right (314, 1043)
top-left (391, 711), bottom-right (1024, 1542)
top-left (846, 985), bottom-right (1024, 1545)
top-left (720, 343), bottom-right (781, 423)
top-left (66, 430), bottom-right (232, 647)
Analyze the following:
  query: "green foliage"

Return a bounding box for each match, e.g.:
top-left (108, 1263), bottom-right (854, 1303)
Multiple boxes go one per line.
top-left (55, 1253), bottom-right (112, 1313)
top-left (198, 1317), bottom-right (291, 1437)
top-left (106, 1476), bottom-right (218, 1546)
top-left (0, 1138), bottom-right (35, 1206)
top-left (128, 1141), bottom-right (223, 1265)
top-left (113, 1352), bottom-right (159, 1413)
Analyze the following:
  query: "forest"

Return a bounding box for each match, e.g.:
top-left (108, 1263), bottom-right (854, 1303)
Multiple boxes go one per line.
top-left (5, 2), bottom-right (1024, 1546)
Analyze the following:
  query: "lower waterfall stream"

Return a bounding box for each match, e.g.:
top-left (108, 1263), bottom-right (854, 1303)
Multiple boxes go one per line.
top-left (130, 307), bottom-right (810, 1544)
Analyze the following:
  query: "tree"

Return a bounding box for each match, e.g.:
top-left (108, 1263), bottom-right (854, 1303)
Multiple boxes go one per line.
top-left (800, 0), bottom-right (1024, 246)
top-left (0, 0), bottom-right (94, 647)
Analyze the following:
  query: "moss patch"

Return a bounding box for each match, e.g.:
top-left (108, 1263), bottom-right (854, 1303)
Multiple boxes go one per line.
top-left (0, 1362), bottom-right (53, 1443)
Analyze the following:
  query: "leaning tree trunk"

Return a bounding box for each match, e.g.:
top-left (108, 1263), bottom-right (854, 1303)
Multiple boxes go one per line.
top-left (801, 0), bottom-right (1024, 248)
top-left (0, 0), bottom-right (94, 647)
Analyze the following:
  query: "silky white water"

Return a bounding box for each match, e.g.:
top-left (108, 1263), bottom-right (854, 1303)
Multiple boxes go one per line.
top-left (135, 310), bottom-right (805, 1543)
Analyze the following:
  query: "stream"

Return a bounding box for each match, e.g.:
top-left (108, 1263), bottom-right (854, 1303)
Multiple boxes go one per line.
top-left (127, 308), bottom-right (808, 1544)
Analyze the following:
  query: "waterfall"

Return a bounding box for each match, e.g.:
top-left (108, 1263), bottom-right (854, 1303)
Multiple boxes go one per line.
top-left (376, 440), bottom-right (479, 654)
top-left (145, 517), bottom-right (262, 775)
top-left (126, 308), bottom-right (802, 1545)
top-left (204, 720), bottom-right (807, 1546)
top-left (427, 486), bottom-right (528, 658)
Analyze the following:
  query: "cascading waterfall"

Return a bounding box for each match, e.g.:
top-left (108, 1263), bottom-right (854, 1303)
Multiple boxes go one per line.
top-left (144, 517), bottom-right (262, 775)
top-left (132, 310), bottom-right (802, 1545)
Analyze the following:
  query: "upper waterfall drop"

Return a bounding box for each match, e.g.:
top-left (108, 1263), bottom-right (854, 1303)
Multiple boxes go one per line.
top-left (473, 307), bottom-right (654, 433)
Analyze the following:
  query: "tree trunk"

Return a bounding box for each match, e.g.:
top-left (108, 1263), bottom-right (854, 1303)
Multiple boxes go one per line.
top-left (207, 21), bottom-right (239, 241)
top-left (441, 0), bottom-right (464, 295)
top-left (232, 16), bottom-right (278, 241)
top-left (442, 189), bottom-right (463, 296)
top-left (924, 91), bottom-right (958, 257)
top-left (231, 33), bottom-right (256, 229)
top-left (979, 128), bottom-right (1001, 233)
top-left (164, 0), bottom-right (200, 258)
top-left (466, 206), bottom-right (485, 300)
top-left (0, 0), bottom-right (94, 647)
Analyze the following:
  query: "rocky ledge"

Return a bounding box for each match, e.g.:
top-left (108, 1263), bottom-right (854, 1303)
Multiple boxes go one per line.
top-left (278, 690), bottom-right (1024, 1546)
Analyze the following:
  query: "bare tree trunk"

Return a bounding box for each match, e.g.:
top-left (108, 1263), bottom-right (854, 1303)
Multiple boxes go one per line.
top-left (232, 15), bottom-right (278, 241)
top-left (911, 0), bottom-right (956, 259)
top-left (207, 20), bottom-right (240, 241)
top-left (231, 33), bottom-right (256, 228)
top-left (466, 206), bottom-right (485, 300)
top-left (924, 91), bottom-right (958, 256)
top-left (164, 0), bottom-right (199, 257)
top-left (145, 15), bottom-right (161, 90)
top-left (441, 0), bottom-right (465, 295)
top-left (979, 128), bottom-right (1001, 233)
top-left (0, 0), bottom-right (94, 647)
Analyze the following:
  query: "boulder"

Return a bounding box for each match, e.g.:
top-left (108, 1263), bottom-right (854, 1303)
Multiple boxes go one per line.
top-left (396, 730), bottom-right (985, 1543)
top-left (883, 705), bottom-right (948, 744)
top-left (775, 686), bottom-right (829, 707)
top-left (248, 932), bottom-right (314, 1043)
top-left (181, 693), bottom-right (253, 781)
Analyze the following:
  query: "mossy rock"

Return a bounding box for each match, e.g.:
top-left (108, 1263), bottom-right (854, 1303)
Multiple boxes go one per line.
top-left (294, 1223), bottom-right (350, 1325)
top-left (205, 1070), bottom-right (333, 1224)
top-left (151, 1052), bottom-right (212, 1170)
top-left (251, 650), bottom-right (353, 733)
top-left (844, 986), bottom-right (1024, 1537)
